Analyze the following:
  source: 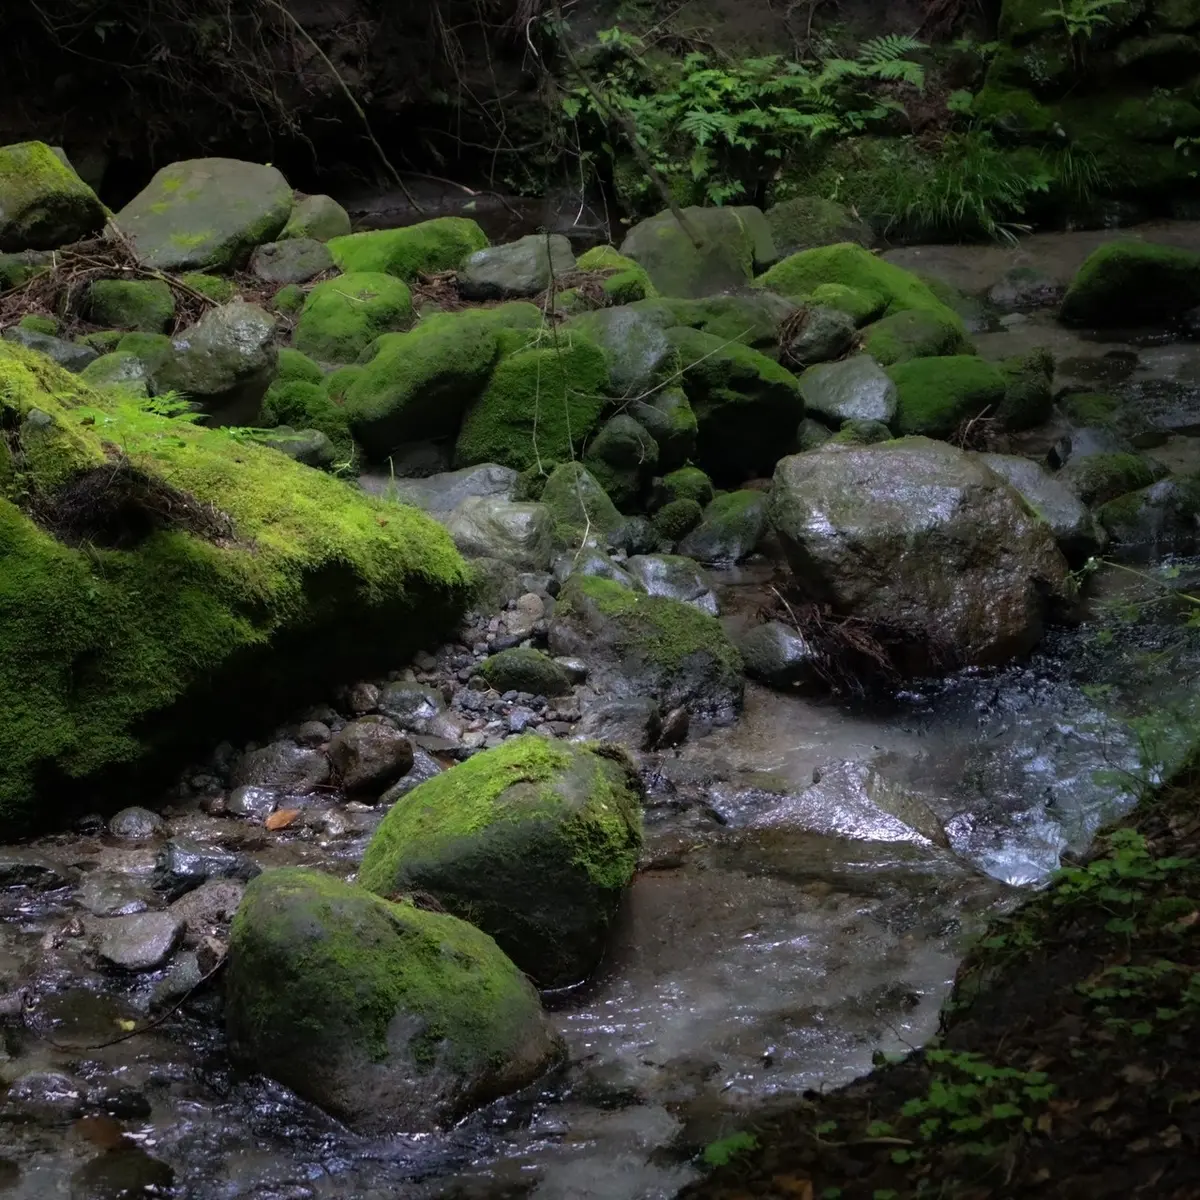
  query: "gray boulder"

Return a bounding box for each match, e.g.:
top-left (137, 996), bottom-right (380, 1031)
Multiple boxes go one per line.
top-left (232, 741), bottom-right (330, 793)
top-left (328, 718), bottom-right (413, 794)
top-left (280, 194), bottom-right (351, 242)
top-left (768, 438), bottom-right (1072, 672)
top-left (568, 305), bottom-right (679, 398)
top-left (782, 305), bottom-right (857, 368)
top-left (736, 621), bottom-right (823, 690)
top-left (0, 140), bottom-right (105, 251)
top-left (626, 554), bottom-right (719, 615)
top-left (95, 912), bottom-right (185, 971)
top-left (978, 452), bottom-right (1105, 564)
top-left (459, 233), bottom-right (576, 300)
top-left (115, 158), bottom-right (293, 271)
top-left (441, 496), bottom-right (554, 571)
top-left (226, 868), bottom-right (561, 1132)
top-left (155, 301), bottom-right (278, 422)
top-left (250, 238), bottom-right (333, 285)
top-left (2, 325), bottom-right (97, 372)
top-left (368, 463), bottom-right (518, 514)
top-left (678, 490), bottom-right (769, 565)
top-left (799, 355), bottom-right (898, 427)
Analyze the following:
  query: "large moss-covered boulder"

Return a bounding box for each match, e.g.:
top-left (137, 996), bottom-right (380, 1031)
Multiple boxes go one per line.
top-left (226, 868), bottom-right (560, 1132)
top-left (799, 354), bottom-right (898, 427)
top-left (0, 141), bottom-right (105, 251)
top-left (280, 194), bottom-right (351, 243)
top-left (0, 343), bottom-right (469, 834)
top-left (539, 461), bottom-right (624, 545)
top-left (455, 338), bottom-right (611, 471)
top-left (763, 195), bottom-right (874, 258)
top-left (584, 414), bottom-right (659, 509)
top-left (574, 245), bottom-right (657, 304)
top-left (759, 243), bottom-right (970, 364)
top-left (668, 327), bottom-right (804, 479)
top-left (156, 301), bottom-right (278, 421)
top-left (619, 205), bottom-right (777, 298)
top-left (768, 438), bottom-right (1072, 672)
top-left (343, 306), bottom-right (541, 459)
top-left (328, 218), bottom-right (488, 280)
top-left (293, 272), bottom-right (413, 365)
top-left (86, 280), bottom-right (176, 333)
top-left (677, 490), bottom-right (769, 564)
top-left (647, 292), bottom-right (798, 350)
top-left (359, 736), bottom-right (643, 988)
top-left (549, 574), bottom-right (744, 721)
top-left (1061, 241), bottom-right (1200, 326)
top-left (114, 158), bottom-right (292, 271)
top-left (888, 356), bottom-right (1008, 438)
top-left (459, 233), bottom-right (575, 301)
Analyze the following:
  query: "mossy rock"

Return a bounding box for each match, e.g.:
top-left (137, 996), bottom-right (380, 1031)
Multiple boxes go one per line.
top-left (225, 867), bottom-right (560, 1132)
top-left (478, 648), bottom-right (572, 696)
top-left (79, 352), bottom-right (151, 396)
top-left (548, 574), bottom-right (744, 721)
top-left (1056, 451), bottom-right (1169, 505)
top-left (1060, 241), bottom-right (1200, 326)
top-left (982, 40), bottom-right (1074, 99)
top-left (998, 0), bottom-right (1067, 42)
top-left (972, 85), bottom-right (1058, 138)
top-left (78, 330), bottom-right (124, 356)
top-left (647, 293), bottom-right (798, 350)
top-left (3, 325), bottom-right (97, 373)
top-left (0, 141), bottom-right (105, 252)
top-left (575, 245), bottom-right (657, 303)
top-left (1110, 93), bottom-right (1200, 142)
top-left (998, 349), bottom-right (1054, 430)
top-left (568, 304), bottom-right (680, 398)
top-left (280, 194), bottom-right (351, 243)
top-left (668, 327), bottom-right (805, 479)
top-left (359, 735), bottom-right (643, 988)
top-left (863, 309), bottom-right (971, 366)
top-left (243, 426), bottom-right (337, 470)
top-left (802, 283), bottom-right (887, 327)
top-left (659, 465), bottom-right (714, 508)
top-left (274, 347), bottom-right (324, 386)
top-left (1095, 476), bottom-right (1200, 545)
top-left (888, 356), bottom-right (1007, 438)
top-left (651, 497), bottom-right (703, 542)
top-left (0, 342), bottom-right (470, 834)
top-left (539, 461), bottom-right (625, 546)
top-left (584, 413), bottom-right (660, 510)
top-left (628, 386), bottom-right (698, 471)
top-left (1156, 0), bottom-right (1200, 30)
top-left (270, 283), bottom-right (305, 315)
top-left (181, 273), bottom-right (236, 304)
top-left (18, 313), bottom-right (58, 336)
top-left (831, 418), bottom-right (893, 445)
top-left (327, 218), bottom-right (488, 281)
top-left (114, 158), bottom-right (293, 271)
top-left (116, 332), bottom-right (173, 375)
top-left (293, 272), bottom-right (414, 364)
top-left (677, 489), bottom-right (770, 565)
top-left (0, 250), bottom-right (52, 292)
top-left (455, 337), bottom-right (611, 471)
top-left (260, 379), bottom-right (355, 463)
top-left (342, 307), bottom-right (540, 460)
top-left (86, 279), bottom-right (176, 333)
top-left (763, 195), bottom-right (874, 258)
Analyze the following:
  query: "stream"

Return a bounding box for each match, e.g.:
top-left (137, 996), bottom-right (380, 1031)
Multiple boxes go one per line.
top-left (2, 225), bottom-right (1200, 1199)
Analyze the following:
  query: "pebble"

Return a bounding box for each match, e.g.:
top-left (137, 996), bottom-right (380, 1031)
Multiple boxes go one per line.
top-left (107, 808), bottom-right (167, 841)
top-left (226, 785), bottom-right (278, 821)
top-left (293, 720), bottom-right (331, 747)
top-left (96, 911), bottom-right (185, 971)
top-left (507, 706), bottom-right (538, 733)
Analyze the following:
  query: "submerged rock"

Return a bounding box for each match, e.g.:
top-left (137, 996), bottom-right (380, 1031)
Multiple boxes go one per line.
top-left (226, 867), bottom-right (561, 1131)
top-left (768, 438), bottom-right (1072, 672)
top-left (359, 736), bottom-right (643, 987)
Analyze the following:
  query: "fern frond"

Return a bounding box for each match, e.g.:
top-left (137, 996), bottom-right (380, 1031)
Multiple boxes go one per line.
top-left (858, 34), bottom-right (926, 64)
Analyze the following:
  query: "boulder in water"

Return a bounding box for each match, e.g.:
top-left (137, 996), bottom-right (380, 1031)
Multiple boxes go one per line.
top-left (1061, 241), bottom-right (1200, 327)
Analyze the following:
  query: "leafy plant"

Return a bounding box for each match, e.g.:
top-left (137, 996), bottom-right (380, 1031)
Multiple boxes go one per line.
top-left (1044, 0), bottom-right (1127, 61)
top-left (702, 1130), bottom-right (759, 1166)
top-left (562, 28), bottom-right (925, 208)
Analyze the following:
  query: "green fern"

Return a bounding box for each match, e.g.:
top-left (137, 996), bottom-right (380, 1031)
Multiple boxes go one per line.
top-left (858, 33), bottom-right (926, 64)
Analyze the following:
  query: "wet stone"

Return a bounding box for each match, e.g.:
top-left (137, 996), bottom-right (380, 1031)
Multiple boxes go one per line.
top-left (152, 839), bottom-right (261, 900)
top-left (293, 720), bottom-right (331, 747)
top-left (70, 1146), bottom-right (175, 1200)
top-left (96, 911), bottom-right (184, 971)
top-left (168, 878), bottom-right (246, 941)
top-left (575, 697), bottom-right (662, 751)
top-left (4, 1071), bottom-right (85, 1122)
top-left (0, 850), bottom-right (73, 890)
top-left (555, 657), bottom-right (589, 684)
top-left (507, 706), bottom-right (539, 733)
top-left (328, 719), bottom-right (414, 793)
top-left (107, 808), bottom-right (167, 841)
top-left (231, 742), bottom-right (331, 794)
top-left (226, 785), bottom-right (278, 822)
top-left (149, 951), bottom-right (204, 1008)
top-left (76, 872), bottom-right (154, 918)
top-left (378, 681), bottom-right (443, 731)
top-left (83, 1086), bottom-right (153, 1121)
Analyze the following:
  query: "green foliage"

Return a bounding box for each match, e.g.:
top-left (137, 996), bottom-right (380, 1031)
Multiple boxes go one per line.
top-left (563, 28), bottom-right (925, 208)
top-left (1045, 0), bottom-right (1127, 48)
top-left (702, 1131), bottom-right (759, 1166)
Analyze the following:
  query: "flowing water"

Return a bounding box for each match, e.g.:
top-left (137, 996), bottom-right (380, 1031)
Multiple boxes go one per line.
top-left (2, 227), bottom-right (1200, 1199)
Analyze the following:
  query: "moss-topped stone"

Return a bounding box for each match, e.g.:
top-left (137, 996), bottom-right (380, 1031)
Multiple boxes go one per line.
top-left (226, 867), bottom-right (560, 1132)
top-left (478, 648), bottom-right (573, 696)
top-left (763, 195), bottom-right (874, 258)
top-left (863, 309), bottom-right (971, 366)
top-left (647, 292), bottom-right (799, 350)
top-left (549, 574), bottom-right (744, 721)
top-left (584, 414), bottom-right (660, 509)
top-left (359, 735), bottom-right (643, 987)
top-left (539, 461), bottom-right (625, 546)
top-left (280, 194), bottom-right (351, 243)
top-left (0, 141), bottom-right (105, 251)
top-left (0, 342), bottom-right (470, 834)
top-left (259, 379), bottom-right (354, 463)
top-left (114, 158), bottom-right (293, 271)
top-left (328, 218), bottom-right (488, 280)
top-left (658, 465), bottom-right (714, 508)
top-left (628, 387), bottom-right (697, 470)
top-left (86, 279), bottom-right (176, 333)
top-left (668, 327), bottom-right (804, 479)
top-left (801, 282), bottom-right (887, 326)
top-left (1060, 241), bottom-right (1200, 326)
top-left (889, 356), bottom-right (1008, 438)
top-left (568, 304), bottom-right (680, 398)
top-left (293, 272), bottom-right (413, 365)
top-left (575, 245), bottom-right (657, 304)
top-left (1056, 451), bottom-right (1169, 505)
top-left (677, 489), bottom-right (770, 564)
top-left (652, 497), bottom-right (703, 542)
top-left (79, 351), bottom-right (152, 396)
top-left (619, 205), bottom-right (777, 298)
top-left (997, 349), bottom-right (1054, 430)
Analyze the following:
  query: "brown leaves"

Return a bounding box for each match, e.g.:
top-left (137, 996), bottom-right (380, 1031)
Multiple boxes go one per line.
top-left (265, 808), bottom-right (300, 831)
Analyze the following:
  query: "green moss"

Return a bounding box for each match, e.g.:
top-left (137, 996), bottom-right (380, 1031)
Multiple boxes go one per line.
top-left (559, 573), bottom-right (743, 677)
top-left (1059, 452), bottom-right (1166, 505)
top-left (576, 245), bottom-right (658, 303)
top-left (0, 342), bottom-right (470, 833)
top-left (271, 283), bottom-right (305, 315)
top-left (539, 461), bottom-right (624, 544)
top-left (227, 867), bottom-right (546, 1072)
top-left (79, 352), bottom-right (151, 395)
top-left (997, 348), bottom-right (1054, 430)
top-left (888, 355), bottom-right (1007, 437)
top-left (1110, 93), bottom-right (1200, 142)
top-left (78, 330), bottom-right (124, 355)
top-left (454, 333), bottom-right (611, 471)
top-left (260, 378), bottom-right (355, 462)
top-left (1060, 391), bottom-right (1122, 427)
top-left (998, 0), bottom-right (1062, 42)
top-left (18, 313), bottom-right (59, 337)
top-left (863, 309), bottom-right (972, 366)
top-left (87, 279), bottom-right (176, 332)
top-left (116, 332), bottom-right (173, 373)
top-left (583, 414), bottom-right (659, 510)
top-left (478, 648), bottom-right (572, 696)
top-left (294, 272), bottom-right (414, 365)
top-left (275, 347), bottom-right (324, 386)
top-left (972, 85), bottom-right (1057, 137)
top-left (180, 273), bottom-right (236, 303)
top-left (764, 195), bottom-right (873, 257)
top-left (344, 307), bottom-right (541, 459)
top-left (327, 218), bottom-right (488, 281)
top-left (831, 418), bottom-right (892, 444)
top-left (1061, 241), bottom-right (1200, 326)
top-left (0, 141), bottom-right (105, 252)
top-left (651, 497), bottom-right (702, 541)
top-left (660, 465), bottom-right (714, 507)
top-left (651, 294), bottom-right (795, 349)
top-left (803, 282), bottom-right (887, 326)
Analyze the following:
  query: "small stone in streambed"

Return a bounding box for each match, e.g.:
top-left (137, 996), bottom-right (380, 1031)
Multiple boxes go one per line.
top-left (658, 707), bottom-right (690, 748)
top-left (377, 681), bottom-right (443, 731)
top-left (554, 657), bottom-right (589, 684)
top-left (70, 1147), bottom-right (175, 1200)
top-left (152, 839), bottom-right (261, 900)
top-left (343, 681), bottom-right (380, 714)
top-left (378, 748), bottom-right (444, 805)
top-left (96, 911), bottom-right (185, 971)
top-left (149, 952), bottom-right (204, 1008)
top-left (226, 785), bottom-right (277, 822)
top-left (107, 808), bottom-right (167, 841)
top-left (3, 1071), bottom-right (85, 1122)
top-left (293, 720), bottom-right (331, 748)
top-left (328, 719), bottom-right (414, 793)
top-left (76, 872), bottom-right (153, 918)
top-left (169, 878), bottom-right (245, 942)
top-left (230, 742), bottom-right (331, 794)
top-left (0, 850), bottom-right (73, 890)
top-left (575, 698), bottom-right (662, 751)
top-left (84, 1086), bottom-right (153, 1121)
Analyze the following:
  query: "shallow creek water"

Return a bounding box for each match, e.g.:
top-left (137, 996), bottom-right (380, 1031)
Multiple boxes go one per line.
top-left (3, 228), bottom-right (1200, 1199)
